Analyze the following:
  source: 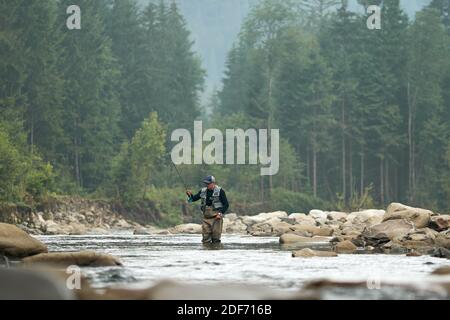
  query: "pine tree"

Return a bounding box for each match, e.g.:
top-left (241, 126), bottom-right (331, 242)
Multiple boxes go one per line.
top-left (58, 0), bottom-right (121, 191)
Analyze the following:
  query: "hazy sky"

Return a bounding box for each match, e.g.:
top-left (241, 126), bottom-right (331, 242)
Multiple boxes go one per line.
top-left (141, 0), bottom-right (432, 103)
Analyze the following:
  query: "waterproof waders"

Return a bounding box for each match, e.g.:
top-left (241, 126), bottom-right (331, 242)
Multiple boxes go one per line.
top-left (202, 207), bottom-right (223, 243)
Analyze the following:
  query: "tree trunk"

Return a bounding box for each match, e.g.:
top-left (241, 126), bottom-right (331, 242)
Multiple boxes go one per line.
top-left (30, 108), bottom-right (34, 153)
top-left (407, 81), bottom-right (418, 202)
top-left (260, 176), bottom-right (264, 203)
top-left (349, 138), bottom-right (353, 200)
top-left (360, 150), bottom-right (365, 197)
top-left (380, 157), bottom-right (384, 205)
top-left (342, 98), bottom-right (346, 205)
top-left (313, 144), bottom-right (317, 198)
top-left (385, 159), bottom-right (389, 204)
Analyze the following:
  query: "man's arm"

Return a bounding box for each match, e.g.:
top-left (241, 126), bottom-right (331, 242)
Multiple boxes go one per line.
top-left (187, 190), bottom-right (201, 203)
top-left (219, 189), bottom-right (229, 214)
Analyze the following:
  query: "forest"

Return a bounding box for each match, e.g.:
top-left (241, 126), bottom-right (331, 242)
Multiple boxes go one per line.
top-left (1, 0), bottom-right (450, 226)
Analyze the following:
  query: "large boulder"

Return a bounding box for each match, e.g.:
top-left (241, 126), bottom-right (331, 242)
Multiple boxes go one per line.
top-left (431, 266), bottom-right (450, 275)
top-left (288, 213), bottom-right (316, 226)
top-left (223, 218), bottom-right (247, 234)
top-left (0, 268), bottom-right (74, 300)
top-left (432, 247), bottom-right (450, 259)
top-left (247, 218), bottom-right (292, 236)
top-left (347, 209), bottom-right (385, 227)
top-left (169, 223), bottom-right (202, 234)
top-left (327, 211), bottom-right (348, 222)
top-left (22, 251), bottom-right (123, 267)
top-left (334, 240), bottom-right (357, 253)
top-left (383, 203), bottom-right (431, 228)
top-left (292, 248), bottom-right (338, 258)
top-left (429, 215), bottom-right (450, 232)
top-left (279, 233), bottom-right (331, 244)
top-left (309, 210), bottom-right (327, 220)
top-left (435, 233), bottom-right (450, 249)
top-left (0, 223), bottom-right (48, 258)
top-left (364, 219), bottom-right (415, 240)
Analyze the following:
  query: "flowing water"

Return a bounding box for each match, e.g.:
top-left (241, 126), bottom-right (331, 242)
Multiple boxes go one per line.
top-left (37, 234), bottom-right (450, 299)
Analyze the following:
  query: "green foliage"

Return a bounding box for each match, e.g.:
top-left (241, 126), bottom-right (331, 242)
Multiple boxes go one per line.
top-left (112, 113), bottom-right (166, 205)
top-left (146, 186), bottom-right (184, 227)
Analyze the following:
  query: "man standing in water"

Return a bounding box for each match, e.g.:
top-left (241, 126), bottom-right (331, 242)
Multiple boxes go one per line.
top-left (186, 176), bottom-right (229, 244)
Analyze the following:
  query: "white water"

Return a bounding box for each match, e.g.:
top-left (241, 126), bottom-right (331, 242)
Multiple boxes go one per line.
top-left (37, 234), bottom-right (450, 299)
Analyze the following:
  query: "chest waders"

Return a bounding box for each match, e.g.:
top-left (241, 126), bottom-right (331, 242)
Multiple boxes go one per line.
top-left (200, 186), bottom-right (223, 218)
top-left (200, 186), bottom-right (224, 243)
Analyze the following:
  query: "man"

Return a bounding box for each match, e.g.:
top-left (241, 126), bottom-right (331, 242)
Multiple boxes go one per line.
top-left (186, 176), bottom-right (229, 244)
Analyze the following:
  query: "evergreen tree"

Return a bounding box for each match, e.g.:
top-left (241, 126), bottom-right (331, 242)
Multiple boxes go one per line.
top-left (58, 0), bottom-right (121, 191)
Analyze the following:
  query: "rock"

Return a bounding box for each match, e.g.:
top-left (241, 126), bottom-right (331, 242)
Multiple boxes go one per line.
top-left (292, 248), bottom-right (338, 258)
top-left (0, 268), bottom-right (74, 300)
top-left (334, 240), bottom-right (357, 253)
top-left (0, 223), bottom-right (48, 258)
top-left (22, 251), bottom-right (123, 267)
top-left (347, 209), bottom-right (385, 227)
top-left (327, 211), bottom-right (348, 222)
top-left (406, 251), bottom-right (422, 257)
top-left (365, 219), bottom-right (414, 240)
top-left (289, 224), bottom-right (334, 237)
top-left (288, 213), bottom-right (316, 226)
top-left (240, 216), bottom-right (268, 226)
top-left (225, 213), bottom-right (238, 222)
top-left (431, 247), bottom-right (450, 259)
top-left (435, 233), bottom-right (450, 249)
top-left (44, 220), bottom-right (67, 235)
top-left (247, 218), bottom-right (293, 236)
top-left (114, 219), bottom-right (132, 229)
top-left (309, 210), bottom-right (327, 220)
top-left (383, 203), bottom-right (431, 229)
top-left (223, 218), bottom-right (247, 234)
top-left (86, 227), bottom-right (109, 235)
top-left (169, 223), bottom-right (202, 234)
top-left (133, 227), bottom-right (152, 235)
top-left (429, 215), bottom-right (449, 232)
top-left (156, 230), bottom-right (171, 235)
top-left (260, 211), bottom-right (288, 219)
top-left (431, 266), bottom-right (450, 275)
top-left (279, 233), bottom-right (331, 244)
top-left (68, 223), bottom-right (87, 235)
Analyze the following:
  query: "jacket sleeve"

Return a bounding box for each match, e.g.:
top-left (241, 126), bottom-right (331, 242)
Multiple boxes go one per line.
top-left (188, 190), bottom-right (202, 203)
top-left (219, 189), bottom-right (229, 214)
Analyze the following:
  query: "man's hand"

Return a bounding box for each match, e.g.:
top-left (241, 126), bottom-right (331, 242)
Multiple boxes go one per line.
top-left (215, 212), bottom-right (223, 220)
top-left (186, 190), bottom-right (193, 197)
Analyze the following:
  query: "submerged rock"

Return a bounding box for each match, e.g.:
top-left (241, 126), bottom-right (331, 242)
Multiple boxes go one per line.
top-left (334, 240), bottom-right (358, 253)
top-left (431, 266), bottom-right (450, 275)
top-left (22, 251), bottom-right (123, 267)
top-left (288, 225), bottom-right (334, 237)
top-left (292, 248), bottom-right (338, 258)
top-left (0, 223), bottom-right (48, 258)
top-left (279, 233), bottom-right (331, 244)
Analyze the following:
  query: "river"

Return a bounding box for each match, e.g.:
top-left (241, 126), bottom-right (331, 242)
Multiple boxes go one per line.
top-left (37, 234), bottom-right (450, 299)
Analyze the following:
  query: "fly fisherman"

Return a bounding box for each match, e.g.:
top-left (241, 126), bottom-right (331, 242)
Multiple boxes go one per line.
top-left (186, 176), bottom-right (229, 244)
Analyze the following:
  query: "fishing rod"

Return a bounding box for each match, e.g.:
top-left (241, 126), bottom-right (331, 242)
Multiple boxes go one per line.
top-left (169, 157), bottom-right (189, 192)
